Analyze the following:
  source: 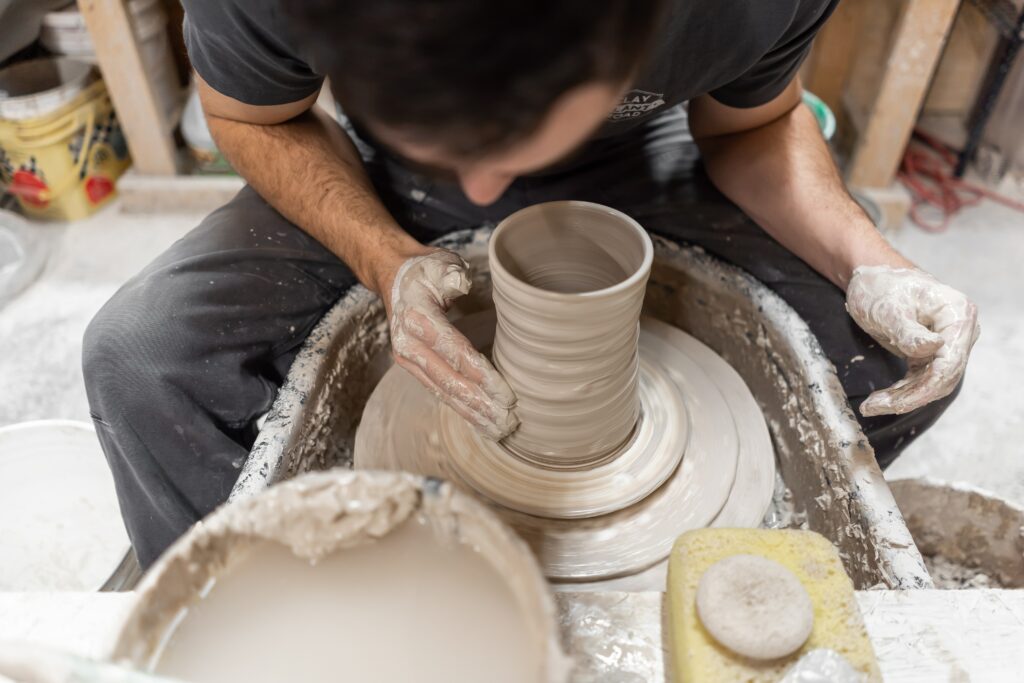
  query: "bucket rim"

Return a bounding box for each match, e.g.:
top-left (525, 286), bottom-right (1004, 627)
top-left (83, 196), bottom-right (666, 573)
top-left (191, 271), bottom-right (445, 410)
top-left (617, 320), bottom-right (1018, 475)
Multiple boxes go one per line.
top-left (0, 58), bottom-right (96, 120)
top-left (0, 81), bottom-right (107, 138)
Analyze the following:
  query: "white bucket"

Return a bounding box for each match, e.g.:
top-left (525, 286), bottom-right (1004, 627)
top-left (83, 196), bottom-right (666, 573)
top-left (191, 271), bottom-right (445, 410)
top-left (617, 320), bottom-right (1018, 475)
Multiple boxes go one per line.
top-left (38, 6), bottom-right (95, 58)
top-left (0, 57), bottom-right (94, 121)
top-left (0, 208), bottom-right (48, 306)
top-left (39, 0), bottom-right (182, 127)
top-left (108, 471), bottom-right (572, 682)
top-left (0, 420), bottom-right (131, 591)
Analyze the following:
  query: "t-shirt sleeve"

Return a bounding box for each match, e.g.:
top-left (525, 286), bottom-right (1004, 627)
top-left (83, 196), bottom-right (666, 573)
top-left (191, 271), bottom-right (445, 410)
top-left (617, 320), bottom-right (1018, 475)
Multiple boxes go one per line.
top-left (709, 0), bottom-right (839, 108)
top-left (181, 0), bottom-right (323, 106)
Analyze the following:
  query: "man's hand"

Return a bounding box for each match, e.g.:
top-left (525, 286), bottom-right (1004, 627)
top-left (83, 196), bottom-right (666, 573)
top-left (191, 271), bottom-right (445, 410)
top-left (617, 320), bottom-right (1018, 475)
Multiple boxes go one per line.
top-left (384, 249), bottom-right (519, 440)
top-left (690, 80), bottom-right (980, 419)
top-left (846, 266), bottom-right (980, 417)
top-left (196, 78), bottom-right (518, 437)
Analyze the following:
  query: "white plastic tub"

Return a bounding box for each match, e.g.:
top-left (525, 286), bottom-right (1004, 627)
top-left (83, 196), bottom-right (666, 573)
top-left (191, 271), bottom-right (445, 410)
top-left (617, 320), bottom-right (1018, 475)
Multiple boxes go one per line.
top-left (39, 0), bottom-right (182, 128)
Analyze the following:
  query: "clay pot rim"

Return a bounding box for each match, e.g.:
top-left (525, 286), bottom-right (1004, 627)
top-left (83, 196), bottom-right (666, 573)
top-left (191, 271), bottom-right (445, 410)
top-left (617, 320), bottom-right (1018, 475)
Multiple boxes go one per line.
top-left (489, 200), bottom-right (653, 302)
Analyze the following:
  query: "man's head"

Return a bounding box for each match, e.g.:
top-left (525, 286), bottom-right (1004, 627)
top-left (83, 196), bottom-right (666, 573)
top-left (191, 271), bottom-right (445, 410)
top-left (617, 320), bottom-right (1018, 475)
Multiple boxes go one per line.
top-left (293, 0), bottom-right (664, 205)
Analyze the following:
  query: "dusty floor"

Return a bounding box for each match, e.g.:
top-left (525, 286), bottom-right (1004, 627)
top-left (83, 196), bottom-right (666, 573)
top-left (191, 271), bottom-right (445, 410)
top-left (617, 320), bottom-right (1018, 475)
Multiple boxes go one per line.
top-left (0, 204), bottom-right (207, 428)
top-left (0, 189), bottom-right (1021, 507)
top-left (885, 201), bottom-right (1024, 506)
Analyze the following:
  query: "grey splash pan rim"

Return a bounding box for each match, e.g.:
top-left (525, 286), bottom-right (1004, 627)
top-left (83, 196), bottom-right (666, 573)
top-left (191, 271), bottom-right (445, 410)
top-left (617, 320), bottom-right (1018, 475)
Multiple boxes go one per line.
top-left (233, 227), bottom-right (932, 590)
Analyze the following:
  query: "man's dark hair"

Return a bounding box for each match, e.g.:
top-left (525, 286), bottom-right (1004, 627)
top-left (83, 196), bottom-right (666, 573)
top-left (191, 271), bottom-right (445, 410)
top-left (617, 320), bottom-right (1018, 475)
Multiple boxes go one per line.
top-left (293, 0), bottom-right (664, 158)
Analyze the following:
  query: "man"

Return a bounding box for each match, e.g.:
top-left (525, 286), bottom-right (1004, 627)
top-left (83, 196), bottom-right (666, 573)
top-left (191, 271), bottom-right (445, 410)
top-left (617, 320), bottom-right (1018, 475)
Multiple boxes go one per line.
top-left (84, 0), bottom-right (979, 568)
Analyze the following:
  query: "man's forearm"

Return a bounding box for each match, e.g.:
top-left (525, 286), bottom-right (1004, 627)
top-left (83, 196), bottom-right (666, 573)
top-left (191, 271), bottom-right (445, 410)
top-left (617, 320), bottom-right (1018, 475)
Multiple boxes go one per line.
top-left (207, 107), bottom-right (426, 296)
top-left (694, 101), bottom-right (912, 290)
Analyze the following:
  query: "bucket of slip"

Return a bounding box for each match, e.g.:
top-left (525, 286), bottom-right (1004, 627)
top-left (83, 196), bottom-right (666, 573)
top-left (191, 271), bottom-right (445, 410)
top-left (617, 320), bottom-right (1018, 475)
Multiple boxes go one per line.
top-left (108, 470), bottom-right (572, 682)
top-left (0, 420), bottom-right (132, 591)
top-left (489, 200), bottom-right (653, 467)
top-left (0, 58), bottom-right (130, 221)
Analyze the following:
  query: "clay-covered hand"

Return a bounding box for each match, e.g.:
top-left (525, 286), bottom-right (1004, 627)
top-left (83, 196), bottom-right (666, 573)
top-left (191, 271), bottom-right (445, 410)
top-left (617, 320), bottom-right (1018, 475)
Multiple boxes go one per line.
top-left (846, 265), bottom-right (979, 417)
top-left (388, 249), bottom-right (519, 439)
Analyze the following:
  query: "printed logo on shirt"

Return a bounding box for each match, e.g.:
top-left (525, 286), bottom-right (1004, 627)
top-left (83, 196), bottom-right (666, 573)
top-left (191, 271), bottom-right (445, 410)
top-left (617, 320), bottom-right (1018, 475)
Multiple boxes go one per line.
top-left (608, 89), bottom-right (666, 121)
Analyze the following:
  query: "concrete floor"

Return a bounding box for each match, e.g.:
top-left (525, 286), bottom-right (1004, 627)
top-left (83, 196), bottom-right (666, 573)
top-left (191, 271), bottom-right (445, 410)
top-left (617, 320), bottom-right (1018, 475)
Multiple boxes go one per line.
top-left (0, 203), bottom-right (206, 428)
top-left (885, 201), bottom-right (1024, 506)
top-left (1, 190), bottom-right (1022, 506)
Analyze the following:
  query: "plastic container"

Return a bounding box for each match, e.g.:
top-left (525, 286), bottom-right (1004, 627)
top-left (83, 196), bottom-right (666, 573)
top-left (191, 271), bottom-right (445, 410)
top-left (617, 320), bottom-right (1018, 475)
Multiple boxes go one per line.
top-left (39, 0), bottom-right (182, 128)
top-left (108, 471), bottom-right (571, 682)
top-left (39, 5), bottom-right (96, 59)
top-left (0, 420), bottom-right (132, 591)
top-left (0, 208), bottom-right (49, 306)
top-left (181, 82), bottom-right (233, 174)
top-left (802, 90), bottom-right (837, 142)
top-left (0, 58), bottom-right (131, 221)
top-left (0, 57), bottom-right (93, 120)
top-left (890, 478), bottom-right (1024, 589)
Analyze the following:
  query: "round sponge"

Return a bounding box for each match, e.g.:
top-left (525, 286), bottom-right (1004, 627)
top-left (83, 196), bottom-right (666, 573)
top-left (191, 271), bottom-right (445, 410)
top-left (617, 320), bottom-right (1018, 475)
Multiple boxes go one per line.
top-left (696, 554), bottom-right (814, 660)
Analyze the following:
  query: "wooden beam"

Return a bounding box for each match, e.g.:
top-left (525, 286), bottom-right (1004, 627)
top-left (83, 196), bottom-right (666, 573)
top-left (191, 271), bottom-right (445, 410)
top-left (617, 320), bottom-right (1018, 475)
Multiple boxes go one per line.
top-left (801, 0), bottom-right (866, 115)
top-left (846, 0), bottom-right (960, 189)
top-left (76, 0), bottom-right (179, 175)
top-left (842, 0), bottom-right (905, 131)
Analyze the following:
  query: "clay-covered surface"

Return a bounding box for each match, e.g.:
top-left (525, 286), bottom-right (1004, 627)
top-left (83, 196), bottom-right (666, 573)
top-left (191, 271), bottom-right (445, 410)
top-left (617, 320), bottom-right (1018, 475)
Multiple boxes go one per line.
top-left (891, 478), bottom-right (1024, 588)
top-left (236, 227), bottom-right (930, 589)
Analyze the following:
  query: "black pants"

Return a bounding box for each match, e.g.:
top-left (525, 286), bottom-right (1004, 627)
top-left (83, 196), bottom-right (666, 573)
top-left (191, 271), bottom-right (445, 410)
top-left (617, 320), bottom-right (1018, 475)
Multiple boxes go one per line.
top-left (83, 108), bottom-right (956, 568)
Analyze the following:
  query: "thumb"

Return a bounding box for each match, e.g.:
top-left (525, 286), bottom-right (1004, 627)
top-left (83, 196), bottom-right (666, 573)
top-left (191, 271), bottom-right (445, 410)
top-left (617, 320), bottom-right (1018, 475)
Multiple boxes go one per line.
top-left (423, 250), bottom-right (471, 306)
top-left (438, 260), bottom-right (471, 303)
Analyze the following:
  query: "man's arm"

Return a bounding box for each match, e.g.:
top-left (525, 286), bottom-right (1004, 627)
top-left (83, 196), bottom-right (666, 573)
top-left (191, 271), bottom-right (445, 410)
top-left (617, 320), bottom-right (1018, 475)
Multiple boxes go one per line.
top-left (689, 78), bottom-right (912, 288)
top-left (689, 78), bottom-right (979, 416)
top-left (197, 75), bottom-right (423, 297)
top-left (196, 77), bottom-right (518, 438)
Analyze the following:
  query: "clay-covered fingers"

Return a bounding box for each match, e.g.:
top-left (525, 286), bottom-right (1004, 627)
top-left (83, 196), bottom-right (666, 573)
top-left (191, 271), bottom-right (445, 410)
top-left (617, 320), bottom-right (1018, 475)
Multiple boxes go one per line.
top-left (848, 292), bottom-right (942, 358)
top-left (398, 309), bottom-right (518, 438)
top-left (860, 304), bottom-right (979, 417)
top-left (392, 337), bottom-right (518, 440)
top-left (388, 249), bottom-right (519, 440)
top-left (395, 350), bottom-right (516, 440)
top-left (847, 266), bottom-right (980, 417)
top-left (405, 306), bottom-right (517, 407)
top-left (861, 361), bottom-right (946, 417)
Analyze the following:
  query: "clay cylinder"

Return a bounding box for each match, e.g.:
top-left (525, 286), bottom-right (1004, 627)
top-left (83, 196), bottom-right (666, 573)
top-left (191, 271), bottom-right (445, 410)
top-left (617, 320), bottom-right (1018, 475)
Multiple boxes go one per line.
top-left (490, 201), bottom-right (653, 468)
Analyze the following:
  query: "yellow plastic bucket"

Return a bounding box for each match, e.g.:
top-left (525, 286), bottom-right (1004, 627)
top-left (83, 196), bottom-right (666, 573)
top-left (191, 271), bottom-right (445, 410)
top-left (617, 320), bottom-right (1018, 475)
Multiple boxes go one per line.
top-left (0, 59), bottom-right (131, 221)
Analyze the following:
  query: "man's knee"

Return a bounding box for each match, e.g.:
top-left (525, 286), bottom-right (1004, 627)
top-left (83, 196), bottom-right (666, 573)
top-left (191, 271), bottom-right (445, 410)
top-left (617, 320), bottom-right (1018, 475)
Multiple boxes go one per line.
top-left (84, 297), bottom-right (129, 413)
top-left (83, 278), bottom-right (231, 559)
top-left (83, 276), bottom-right (176, 423)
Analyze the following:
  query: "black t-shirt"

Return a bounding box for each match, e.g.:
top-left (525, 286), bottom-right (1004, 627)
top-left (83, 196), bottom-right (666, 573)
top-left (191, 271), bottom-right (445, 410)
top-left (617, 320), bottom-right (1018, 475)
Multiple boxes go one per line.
top-left (183, 0), bottom-right (837, 138)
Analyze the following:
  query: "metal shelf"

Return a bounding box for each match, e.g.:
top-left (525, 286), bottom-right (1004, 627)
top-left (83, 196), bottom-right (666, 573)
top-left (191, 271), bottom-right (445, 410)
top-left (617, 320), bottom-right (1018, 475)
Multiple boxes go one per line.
top-left (957, 0), bottom-right (1024, 175)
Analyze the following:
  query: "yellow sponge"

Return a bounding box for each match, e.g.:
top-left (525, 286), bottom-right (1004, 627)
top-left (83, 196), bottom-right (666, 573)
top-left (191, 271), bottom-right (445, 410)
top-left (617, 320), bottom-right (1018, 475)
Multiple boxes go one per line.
top-left (667, 528), bottom-right (880, 682)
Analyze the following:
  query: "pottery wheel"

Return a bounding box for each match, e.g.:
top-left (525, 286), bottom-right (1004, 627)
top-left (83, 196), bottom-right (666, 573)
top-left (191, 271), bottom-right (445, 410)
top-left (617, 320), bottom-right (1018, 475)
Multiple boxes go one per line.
top-left (355, 310), bottom-right (775, 580)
